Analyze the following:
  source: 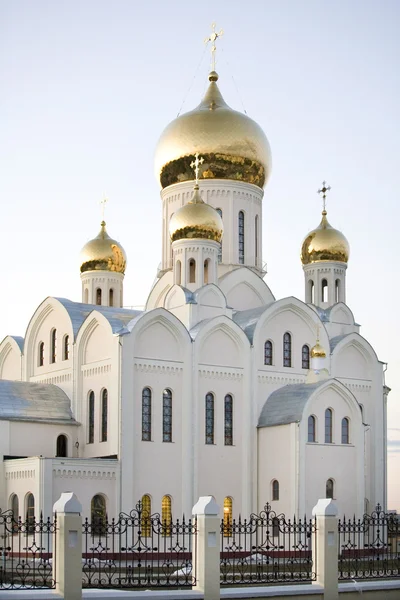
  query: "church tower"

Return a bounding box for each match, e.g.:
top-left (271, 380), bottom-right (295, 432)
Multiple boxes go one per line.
top-left (301, 183), bottom-right (350, 308)
top-left (80, 220), bottom-right (127, 307)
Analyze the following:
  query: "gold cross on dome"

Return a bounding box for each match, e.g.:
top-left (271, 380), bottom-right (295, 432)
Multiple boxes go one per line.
top-left (317, 181), bottom-right (331, 212)
top-left (204, 22), bottom-right (224, 71)
top-left (100, 195), bottom-right (108, 220)
top-left (190, 153), bottom-right (204, 184)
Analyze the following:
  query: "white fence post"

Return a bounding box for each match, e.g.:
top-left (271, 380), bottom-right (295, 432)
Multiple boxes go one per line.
top-left (192, 496), bottom-right (220, 600)
top-left (53, 492), bottom-right (82, 600)
top-left (312, 498), bottom-right (339, 600)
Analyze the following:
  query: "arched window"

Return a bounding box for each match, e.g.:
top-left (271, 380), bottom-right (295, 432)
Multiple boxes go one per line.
top-left (238, 211), bottom-right (245, 264)
top-left (341, 417), bottom-right (350, 444)
top-left (189, 259), bottom-right (196, 283)
top-left (310, 280), bottom-right (315, 303)
top-left (264, 340), bottom-right (273, 365)
top-left (50, 329), bottom-right (57, 363)
top-left (325, 408), bottom-right (333, 443)
top-left (161, 495), bottom-right (172, 536)
top-left (335, 279), bottom-right (340, 303)
top-left (142, 387), bottom-right (152, 441)
top-left (326, 479), bottom-right (334, 499)
top-left (56, 434), bottom-right (68, 457)
top-left (141, 494), bottom-right (151, 537)
top-left (26, 493), bottom-right (35, 532)
top-left (88, 391), bottom-right (95, 444)
top-left (176, 260), bottom-right (182, 285)
top-left (10, 494), bottom-right (19, 531)
top-left (272, 480), bottom-right (279, 501)
top-left (63, 335), bottom-right (70, 361)
top-left (101, 389), bottom-right (108, 442)
top-left (91, 494), bottom-right (106, 536)
top-left (255, 215), bottom-right (259, 265)
top-left (162, 389), bottom-right (172, 442)
top-left (38, 342), bottom-right (45, 367)
top-left (283, 332), bottom-right (292, 367)
top-left (216, 208), bottom-right (222, 263)
top-left (205, 392), bottom-right (214, 445)
top-left (84, 288), bottom-right (89, 303)
top-left (322, 279), bottom-right (328, 303)
top-left (96, 288), bottom-right (102, 305)
top-left (204, 259), bottom-right (210, 284)
top-left (109, 288), bottom-right (114, 307)
top-left (308, 415), bottom-right (316, 442)
top-left (302, 344), bottom-right (310, 369)
top-left (223, 497), bottom-right (233, 536)
top-left (224, 394), bottom-right (233, 446)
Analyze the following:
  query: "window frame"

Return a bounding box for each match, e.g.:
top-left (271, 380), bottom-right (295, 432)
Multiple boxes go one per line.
top-left (224, 394), bottom-right (233, 446)
top-left (341, 417), bottom-right (350, 444)
top-left (325, 408), bottom-right (333, 443)
top-left (205, 392), bottom-right (214, 445)
top-left (162, 389), bottom-right (173, 443)
top-left (88, 391), bottom-right (95, 444)
top-left (142, 387), bottom-right (152, 442)
top-left (100, 389), bottom-right (108, 442)
top-left (238, 211), bottom-right (245, 264)
top-left (264, 340), bottom-right (273, 366)
top-left (308, 415), bottom-right (316, 442)
top-left (302, 344), bottom-right (310, 369)
top-left (283, 332), bottom-right (292, 367)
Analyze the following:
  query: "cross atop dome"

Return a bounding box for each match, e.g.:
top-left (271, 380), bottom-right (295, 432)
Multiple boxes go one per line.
top-left (317, 181), bottom-right (331, 213)
top-left (204, 22), bottom-right (224, 72)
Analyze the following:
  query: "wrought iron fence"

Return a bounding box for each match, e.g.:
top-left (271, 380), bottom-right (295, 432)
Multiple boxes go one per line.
top-left (0, 510), bottom-right (56, 589)
top-left (82, 500), bottom-right (197, 588)
top-left (220, 503), bottom-right (316, 585)
top-left (338, 504), bottom-right (400, 580)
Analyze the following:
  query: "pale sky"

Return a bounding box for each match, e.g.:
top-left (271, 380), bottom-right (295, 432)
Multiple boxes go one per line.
top-left (1, 1), bottom-right (399, 510)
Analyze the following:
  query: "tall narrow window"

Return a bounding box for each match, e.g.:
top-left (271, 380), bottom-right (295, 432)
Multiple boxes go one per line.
top-left (26, 493), bottom-right (35, 532)
top-left (322, 279), bottom-right (328, 303)
top-left (326, 479), bottom-right (334, 499)
top-left (335, 279), bottom-right (340, 303)
top-left (238, 211), bottom-right (245, 264)
top-left (84, 288), bottom-right (89, 303)
top-left (308, 415), bottom-right (316, 442)
top-left (63, 335), bottom-right (70, 360)
top-left (223, 497), bottom-right (233, 536)
top-left (272, 480), bottom-right (279, 501)
top-left (310, 280), bottom-right (315, 303)
top-left (264, 340), bottom-right (273, 365)
top-left (38, 342), bottom-right (45, 367)
top-left (325, 408), bottom-right (333, 443)
top-left (161, 495), bottom-right (172, 536)
top-left (255, 215), bottom-right (259, 265)
top-left (176, 260), bottom-right (182, 285)
top-left (224, 394), bottom-right (233, 446)
top-left (302, 344), bottom-right (310, 369)
top-left (162, 389), bottom-right (172, 442)
top-left (88, 391), bottom-right (95, 444)
top-left (91, 494), bottom-right (106, 536)
top-left (109, 289), bottom-right (114, 307)
top-left (283, 332), bottom-right (292, 367)
top-left (142, 387), bottom-right (152, 441)
top-left (56, 434), bottom-right (68, 457)
top-left (141, 495), bottom-right (151, 537)
top-left (216, 209), bottom-right (222, 263)
top-left (50, 329), bottom-right (57, 363)
top-left (341, 417), bottom-right (350, 444)
top-left (189, 259), bottom-right (196, 283)
top-left (101, 389), bottom-right (108, 442)
top-left (11, 494), bottom-right (19, 531)
top-left (205, 392), bottom-right (214, 444)
top-left (204, 259), bottom-right (210, 284)
top-left (96, 288), bottom-right (102, 305)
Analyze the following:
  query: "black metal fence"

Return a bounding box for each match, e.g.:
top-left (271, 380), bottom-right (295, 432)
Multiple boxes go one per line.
top-left (0, 510), bottom-right (56, 589)
top-left (82, 501), bottom-right (197, 589)
top-left (338, 504), bottom-right (400, 580)
top-left (220, 503), bottom-right (316, 585)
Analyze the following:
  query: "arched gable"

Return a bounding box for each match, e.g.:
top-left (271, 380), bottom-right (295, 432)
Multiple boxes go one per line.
top-left (130, 308), bottom-right (191, 362)
top-left (193, 284), bottom-right (227, 309)
top-left (219, 268), bottom-right (275, 311)
top-left (328, 303), bottom-right (355, 326)
top-left (331, 333), bottom-right (379, 381)
top-left (305, 379), bottom-right (362, 423)
top-left (0, 336), bottom-right (23, 381)
top-left (75, 311), bottom-right (114, 366)
top-left (194, 316), bottom-right (250, 368)
top-left (164, 285), bottom-right (194, 310)
top-left (145, 271), bottom-right (174, 310)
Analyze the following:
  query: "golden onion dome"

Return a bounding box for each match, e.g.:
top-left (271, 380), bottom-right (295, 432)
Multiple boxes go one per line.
top-left (301, 210), bottom-right (350, 265)
top-left (80, 221), bottom-right (127, 274)
top-left (155, 71), bottom-right (272, 190)
top-left (169, 185), bottom-right (224, 243)
top-left (311, 341), bottom-right (327, 359)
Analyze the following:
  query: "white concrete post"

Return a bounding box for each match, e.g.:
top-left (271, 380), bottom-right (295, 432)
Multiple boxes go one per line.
top-left (312, 498), bottom-right (339, 600)
top-left (192, 496), bottom-right (220, 600)
top-left (53, 492), bottom-right (82, 600)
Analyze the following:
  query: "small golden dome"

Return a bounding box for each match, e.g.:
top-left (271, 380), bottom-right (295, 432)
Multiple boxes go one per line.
top-left (301, 211), bottom-right (350, 265)
top-left (80, 221), bottom-right (127, 274)
top-left (169, 185), bottom-right (224, 243)
top-left (311, 341), bottom-right (326, 359)
top-left (155, 71), bottom-right (272, 190)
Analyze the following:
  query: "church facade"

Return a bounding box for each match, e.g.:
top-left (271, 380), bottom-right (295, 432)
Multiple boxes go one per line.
top-left (0, 66), bottom-right (388, 525)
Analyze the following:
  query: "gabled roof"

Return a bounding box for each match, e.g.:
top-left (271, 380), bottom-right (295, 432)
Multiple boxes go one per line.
top-left (10, 336), bottom-right (24, 352)
top-left (258, 381), bottom-right (325, 428)
top-left (330, 334), bottom-right (350, 353)
top-left (0, 380), bottom-right (78, 424)
top-left (232, 304), bottom-right (274, 343)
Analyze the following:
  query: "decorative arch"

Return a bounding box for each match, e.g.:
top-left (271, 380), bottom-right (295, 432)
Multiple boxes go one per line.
top-left (0, 336), bottom-right (23, 380)
top-left (195, 316), bottom-right (250, 368)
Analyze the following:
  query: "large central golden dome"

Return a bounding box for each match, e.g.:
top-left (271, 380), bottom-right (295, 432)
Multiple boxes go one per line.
top-left (80, 221), bottom-right (127, 274)
top-left (301, 211), bottom-right (350, 265)
top-left (155, 71), bottom-right (272, 190)
top-left (169, 185), bottom-right (224, 243)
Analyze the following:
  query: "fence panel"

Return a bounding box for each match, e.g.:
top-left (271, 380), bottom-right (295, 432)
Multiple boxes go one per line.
top-left (220, 503), bottom-right (316, 585)
top-left (82, 500), bottom-right (196, 589)
top-left (0, 510), bottom-right (56, 589)
top-left (338, 504), bottom-right (400, 580)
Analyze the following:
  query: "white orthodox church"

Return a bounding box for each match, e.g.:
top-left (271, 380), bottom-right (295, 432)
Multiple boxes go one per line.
top-left (0, 62), bottom-right (388, 527)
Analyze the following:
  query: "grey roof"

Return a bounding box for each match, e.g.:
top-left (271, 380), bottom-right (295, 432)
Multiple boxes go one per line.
top-left (232, 303), bottom-right (275, 343)
top-left (10, 336), bottom-right (24, 352)
top-left (0, 380), bottom-right (77, 423)
top-left (258, 381), bottom-right (325, 428)
top-left (312, 306), bottom-right (330, 322)
top-left (330, 334), bottom-right (350, 353)
top-left (55, 298), bottom-right (142, 339)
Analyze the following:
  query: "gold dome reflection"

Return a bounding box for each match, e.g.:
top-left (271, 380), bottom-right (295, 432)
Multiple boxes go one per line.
top-left (80, 221), bottom-right (127, 274)
top-left (301, 211), bottom-right (350, 265)
top-left (311, 341), bottom-right (327, 359)
top-left (169, 185), bottom-right (224, 243)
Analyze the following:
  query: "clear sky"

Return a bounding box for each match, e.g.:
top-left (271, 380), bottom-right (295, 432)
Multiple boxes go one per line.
top-left (1, 0), bottom-right (399, 510)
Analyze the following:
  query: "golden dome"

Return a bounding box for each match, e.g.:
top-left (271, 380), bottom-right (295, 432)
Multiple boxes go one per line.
top-left (80, 221), bottom-right (127, 274)
top-left (155, 71), bottom-right (272, 190)
top-left (311, 341), bottom-right (326, 359)
top-left (301, 211), bottom-right (350, 265)
top-left (169, 185), bottom-right (224, 243)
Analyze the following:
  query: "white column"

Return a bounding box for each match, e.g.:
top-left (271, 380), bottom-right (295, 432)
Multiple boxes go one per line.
top-left (53, 492), bottom-right (82, 600)
top-left (312, 498), bottom-right (339, 600)
top-left (192, 496), bottom-right (220, 600)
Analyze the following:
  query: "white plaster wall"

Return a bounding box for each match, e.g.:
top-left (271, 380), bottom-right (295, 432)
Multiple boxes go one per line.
top-left (8, 421), bottom-right (79, 458)
top-left (0, 339), bottom-right (22, 380)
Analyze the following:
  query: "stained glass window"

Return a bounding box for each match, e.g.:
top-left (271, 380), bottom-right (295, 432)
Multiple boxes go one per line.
top-left (224, 394), bottom-right (233, 446)
top-left (205, 393), bottom-right (214, 444)
top-left (238, 211), bottom-right (245, 264)
top-left (283, 333), bottom-right (292, 367)
top-left (163, 389), bottom-right (172, 442)
top-left (88, 391), bottom-right (95, 444)
top-left (264, 340), bottom-right (273, 365)
top-left (302, 344), bottom-right (310, 369)
top-left (101, 389), bottom-right (108, 442)
top-left (325, 408), bottom-right (333, 443)
top-left (142, 388), bottom-right (152, 441)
